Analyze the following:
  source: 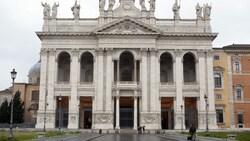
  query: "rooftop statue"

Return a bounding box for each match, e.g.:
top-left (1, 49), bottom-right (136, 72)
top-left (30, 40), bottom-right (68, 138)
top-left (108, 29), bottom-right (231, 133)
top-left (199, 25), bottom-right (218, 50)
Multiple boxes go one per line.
top-left (41, 2), bottom-right (51, 18)
top-left (149, 0), bottom-right (155, 12)
top-left (196, 3), bottom-right (202, 20)
top-left (52, 2), bottom-right (59, 18)
top-left (140, 0), bottom-right (146, 10)
top-left (71, 1), bottom-right (80, 18)
top-left (149, 0), bottom-right (155, 11)
top-left (203, 3), bottom-right (212, 20)
top-left (99, 0), bottom-right (106, 10)
top-left (108, 0), bottom-right (115, 10)
top-left (172, 0), bottom-right (180, 20)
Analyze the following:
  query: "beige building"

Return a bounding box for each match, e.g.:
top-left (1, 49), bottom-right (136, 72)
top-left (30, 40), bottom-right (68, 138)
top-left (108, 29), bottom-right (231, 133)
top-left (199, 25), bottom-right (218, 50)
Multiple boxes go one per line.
top-left (213, 48), bottom-right (234, 128)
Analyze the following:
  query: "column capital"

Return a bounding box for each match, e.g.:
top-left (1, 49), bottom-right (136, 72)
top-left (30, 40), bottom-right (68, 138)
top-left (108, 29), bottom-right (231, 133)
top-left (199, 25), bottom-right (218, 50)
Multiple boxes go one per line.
top-left (49, 48), bottom-right (57, 56)
top-left (141, 48), bottom-right (148, 56)
top-left (197, 49), bottom-right (206, 57)
top-left (174, 49), bottom-right (183, 57)
top-left (96, 48), bottom-right (104, 56)
top-left (206, 49), bottom-right (213, 57)
top-left (40, 48), bottom-right (48, 56)
top-left (71, 48), bottom-right (79, 57)
top-left (106, 48), bottom-right (113, 55)
top-left (149, 48), bottom-right (158, 56)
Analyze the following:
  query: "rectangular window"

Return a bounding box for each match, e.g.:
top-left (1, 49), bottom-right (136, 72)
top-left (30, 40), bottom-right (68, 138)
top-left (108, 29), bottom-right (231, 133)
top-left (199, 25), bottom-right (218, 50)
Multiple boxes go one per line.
top-left (215, 94), bottom-right (222, 100)
top-left (216, 109), bottom-right (224, 123)
top-left (237, 113), bottom-right (244, 124)
top-left (236, 89), bottom-right (242, 100)
top-left (31, 90), bottom-right (39, 101)
top-left (234, 62), bottom-right (240, 72)
top-left (214, 77), bottom-right (222, 88)
top-left (213, 55), bottom-right (220, 61)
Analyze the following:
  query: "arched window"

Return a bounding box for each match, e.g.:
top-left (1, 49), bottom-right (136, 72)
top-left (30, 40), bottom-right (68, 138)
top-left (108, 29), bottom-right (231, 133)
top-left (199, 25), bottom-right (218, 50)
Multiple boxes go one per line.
top-left (80, 52), bottom-right (94, 83)
top-left (120, 51), bottom-right (134, 81)
top-left (57, 52), bottom-right (71, 82)
top-left (160, 53), bottom-right (173, 83)
top-left (214, 74), bottom-right (222, 88)
top-left (183, 53), bottom-right (196, 83)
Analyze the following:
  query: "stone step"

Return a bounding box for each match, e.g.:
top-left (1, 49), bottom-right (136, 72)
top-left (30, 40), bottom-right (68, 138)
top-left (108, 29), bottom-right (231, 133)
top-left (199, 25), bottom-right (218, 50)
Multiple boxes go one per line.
top-left (119, 129), bottom-right (137, 134)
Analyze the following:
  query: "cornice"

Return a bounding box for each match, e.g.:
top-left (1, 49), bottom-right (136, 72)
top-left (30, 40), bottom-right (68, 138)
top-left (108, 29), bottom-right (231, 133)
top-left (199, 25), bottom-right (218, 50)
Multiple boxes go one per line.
top-left (161, 32), bottom-right (218, 40)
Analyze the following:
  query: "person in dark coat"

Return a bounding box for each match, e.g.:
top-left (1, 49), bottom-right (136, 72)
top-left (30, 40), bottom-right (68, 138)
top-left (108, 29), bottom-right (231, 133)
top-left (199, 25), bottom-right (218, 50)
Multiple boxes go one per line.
top-left (189, 124), bottom-right (196, 140)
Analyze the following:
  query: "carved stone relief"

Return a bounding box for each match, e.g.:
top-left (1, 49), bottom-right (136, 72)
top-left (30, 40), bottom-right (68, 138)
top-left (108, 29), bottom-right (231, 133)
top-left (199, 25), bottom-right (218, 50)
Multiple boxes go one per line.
top-left (141, 114), bottom-right (158, 124)
top-left (94, 113), bottom-right (113, 124)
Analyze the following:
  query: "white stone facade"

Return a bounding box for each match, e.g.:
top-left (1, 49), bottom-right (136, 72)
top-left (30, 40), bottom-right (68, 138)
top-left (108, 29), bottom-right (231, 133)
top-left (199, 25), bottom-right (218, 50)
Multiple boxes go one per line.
top-left (36, 0), bottom-right (218, 130)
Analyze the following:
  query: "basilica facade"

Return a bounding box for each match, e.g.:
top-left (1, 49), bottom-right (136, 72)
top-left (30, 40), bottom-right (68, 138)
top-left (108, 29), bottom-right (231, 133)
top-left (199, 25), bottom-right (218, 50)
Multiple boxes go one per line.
top-left (36, 0), bottom-right (218, 131)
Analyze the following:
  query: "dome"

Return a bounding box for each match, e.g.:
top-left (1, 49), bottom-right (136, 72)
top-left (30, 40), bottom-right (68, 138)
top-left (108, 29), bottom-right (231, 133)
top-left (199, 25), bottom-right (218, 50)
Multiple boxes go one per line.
top-left (28, 61), bottom-right (41, 76)
top-left (28, 61), bottom-right (41, 84)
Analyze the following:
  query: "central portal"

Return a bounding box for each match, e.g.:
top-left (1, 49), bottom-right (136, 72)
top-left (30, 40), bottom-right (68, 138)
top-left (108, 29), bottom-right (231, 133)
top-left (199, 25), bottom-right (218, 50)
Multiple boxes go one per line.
top-left (120, 97), bottom-right (133, 129)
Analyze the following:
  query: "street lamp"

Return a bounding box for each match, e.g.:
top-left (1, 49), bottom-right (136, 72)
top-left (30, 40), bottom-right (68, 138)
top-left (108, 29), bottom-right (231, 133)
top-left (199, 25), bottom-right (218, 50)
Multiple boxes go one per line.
top-left (9, 69), bottom-right (17, 140)
top-left (180, 105), bottom-right (183, 133)
top-left (58, 95), bottom-right (62, 132)
top-left (204, 94), bottom-right (209, 135)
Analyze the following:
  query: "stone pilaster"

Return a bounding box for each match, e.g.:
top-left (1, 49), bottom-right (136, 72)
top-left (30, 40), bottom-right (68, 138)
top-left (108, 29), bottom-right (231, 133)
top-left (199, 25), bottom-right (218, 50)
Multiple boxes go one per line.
top-left (227, 55), bottom-right (235, 129)
top-left (105, 49), bottom-right (113, 112)
top-left (133, 95), bottom-right (138, 129)
top-left (46, 49), bottom-right (57, 128)
top-left (205, 49), bottom-right (217, 129)
top-left (68, 49), bottom-right (79, 129)
top-left (197, 49), bottom-right (207, 129)
top-left (150, 49), bottom-right (157, 112)
top-left (96, 49), bottom-right (104, 111)
top-left (141, 49), bottom-right (148, 112)
top-left (36, 48), bottom-right (48, 128)
top-left (115, 93), bottom-right (120, 129)
top-left (174, 49), bottom-right (184, 129)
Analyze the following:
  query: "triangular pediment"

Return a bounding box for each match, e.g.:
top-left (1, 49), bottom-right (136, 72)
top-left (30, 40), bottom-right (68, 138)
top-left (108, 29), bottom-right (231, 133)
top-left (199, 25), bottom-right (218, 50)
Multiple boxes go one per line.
top-left (93, 17), bottom-right (161, 35)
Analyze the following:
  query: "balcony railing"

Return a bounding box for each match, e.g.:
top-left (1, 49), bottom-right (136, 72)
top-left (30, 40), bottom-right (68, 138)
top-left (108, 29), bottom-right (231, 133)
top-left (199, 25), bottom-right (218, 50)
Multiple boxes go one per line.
top-left (183, 82), bottom-right (197, 85)
top-left (160, 82), bottom-right (175, 85)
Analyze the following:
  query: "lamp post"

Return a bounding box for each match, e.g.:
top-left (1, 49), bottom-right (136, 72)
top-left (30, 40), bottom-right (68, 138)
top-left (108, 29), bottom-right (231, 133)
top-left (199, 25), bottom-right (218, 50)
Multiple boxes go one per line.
top-left (58, 95), bottom-right (62, 132)
top-left (180, 105), bottom-right (183, 133)
top-left (204, 94), bottom-right (209, 135)
top-left (9, 69), bottom-right (17, 140)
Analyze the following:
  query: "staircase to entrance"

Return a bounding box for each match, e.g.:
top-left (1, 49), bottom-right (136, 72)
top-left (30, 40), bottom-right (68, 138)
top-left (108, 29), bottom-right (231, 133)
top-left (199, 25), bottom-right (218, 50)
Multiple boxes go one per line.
top-left (119, 129), bottom-right (137, 134)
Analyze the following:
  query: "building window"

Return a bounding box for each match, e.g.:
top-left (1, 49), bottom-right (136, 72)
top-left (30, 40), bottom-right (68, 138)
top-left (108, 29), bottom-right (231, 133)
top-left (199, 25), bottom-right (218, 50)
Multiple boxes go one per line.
top-left (216, 109), bottom-right (224, 123)
top-left (235, 87), bottom-right (243, 101)
top-left (31, 90), bottom-right (39, 101)
top-left (233, 58), bottom-right (241, 73)
top-left (213, 55), bottom-right (220, 61)
top-left (215, 94), bottom-right (222, 100)
top-left (235, 62), bottom-right (240, 71)
top-left (237, 112), bottom-right (244, 128)
top-left (214, 74), bottom-right (222, 88)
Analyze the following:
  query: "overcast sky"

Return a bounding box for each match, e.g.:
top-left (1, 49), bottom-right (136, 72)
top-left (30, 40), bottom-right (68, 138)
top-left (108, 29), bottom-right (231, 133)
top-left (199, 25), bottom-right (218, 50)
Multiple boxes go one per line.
top-left (0, 0), bottom-right (250, 90)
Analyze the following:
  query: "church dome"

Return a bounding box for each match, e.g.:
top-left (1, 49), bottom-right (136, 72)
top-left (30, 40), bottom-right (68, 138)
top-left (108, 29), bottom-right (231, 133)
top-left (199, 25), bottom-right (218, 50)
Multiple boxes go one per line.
top-left (28, 61), bottom-right (41, 84)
